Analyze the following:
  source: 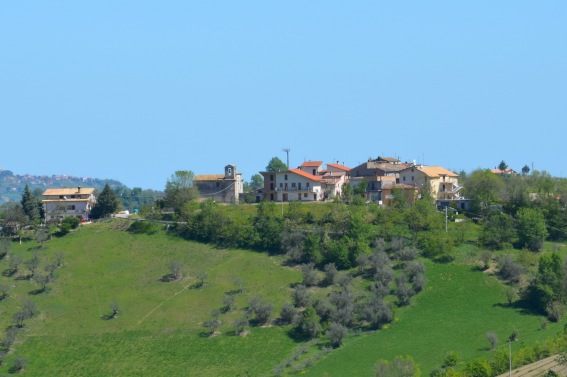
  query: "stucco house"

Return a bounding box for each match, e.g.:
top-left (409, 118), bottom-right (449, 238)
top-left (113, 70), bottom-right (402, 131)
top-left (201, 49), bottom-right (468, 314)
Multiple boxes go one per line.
top-left (193, 164), bottom-right (243, 204)
top-left (398, 165), bottom-right (463, 201)
top-left (321, 163), bottom-right (351, 198)
top-left (261, 168), bottom-right (324, 202)
top-left (42, 187), bottom-right (96, 222)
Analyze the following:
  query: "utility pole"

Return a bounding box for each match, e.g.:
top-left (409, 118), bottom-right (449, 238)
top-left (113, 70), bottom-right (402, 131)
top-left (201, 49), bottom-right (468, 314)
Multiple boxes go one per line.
top-left (282, 148), bottom-right (290, 168)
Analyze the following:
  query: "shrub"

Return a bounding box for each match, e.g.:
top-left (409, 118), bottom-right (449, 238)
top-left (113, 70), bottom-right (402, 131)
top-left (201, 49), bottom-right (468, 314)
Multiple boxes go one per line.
top-left (497, 255), bottom-right (523, 283)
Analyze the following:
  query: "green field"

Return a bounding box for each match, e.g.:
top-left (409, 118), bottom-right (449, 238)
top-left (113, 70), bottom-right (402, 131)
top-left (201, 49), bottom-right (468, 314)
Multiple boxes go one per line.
top-left (0, 220), bottom-right (564, 376)
top-left (304, 261), bottom-right (565, 376)
top-left (1, 222), bottom-right (300, 376)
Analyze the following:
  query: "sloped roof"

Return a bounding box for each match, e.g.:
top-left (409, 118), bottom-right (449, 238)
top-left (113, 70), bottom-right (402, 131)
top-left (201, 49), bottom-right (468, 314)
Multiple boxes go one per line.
top-left (43, 188), bottom-right (95, 196)
top-left (326, 163), bottom-right (351, 171)
top-left (194, 174), bottom-right (225, 181)
top-left (300, 161), bottom-right (323, 168)
top-left (289, 168), bottom-right (323, 181)
top-left (373, 156), bottom-right (400, 163)
top-left (491, 168), bottom-right (517, 175)
top-left (417, 166), bottom-right (458, 178)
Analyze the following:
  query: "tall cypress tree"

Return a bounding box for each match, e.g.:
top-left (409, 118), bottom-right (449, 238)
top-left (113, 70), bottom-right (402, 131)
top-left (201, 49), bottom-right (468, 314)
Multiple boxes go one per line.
top-left (90, 184), bottom-right (119, 219)
top-left (20, 185), bottom-right (39, 221)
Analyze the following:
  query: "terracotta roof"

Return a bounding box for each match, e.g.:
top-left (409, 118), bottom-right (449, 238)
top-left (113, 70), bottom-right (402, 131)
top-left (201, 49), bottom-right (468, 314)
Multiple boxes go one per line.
top-left (289, 168), bottom-right (323, 181)
top-left (194, 174), bottom-right (225, 181)
top-left (43, 188), bottom-right (95, 196)
top-left (326, 163), bottom-right (351, 171)
top-left (491, 168), bottom-right (516, 175)
top-left (417, 166), bottom-right (458, 178)
top-left (300, 161), bottom-right (323, 168)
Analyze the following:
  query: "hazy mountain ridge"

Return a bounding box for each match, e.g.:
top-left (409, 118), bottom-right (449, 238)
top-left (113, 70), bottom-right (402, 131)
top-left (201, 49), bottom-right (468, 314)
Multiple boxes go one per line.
top-left (0, 168), bottom-right (123, 204)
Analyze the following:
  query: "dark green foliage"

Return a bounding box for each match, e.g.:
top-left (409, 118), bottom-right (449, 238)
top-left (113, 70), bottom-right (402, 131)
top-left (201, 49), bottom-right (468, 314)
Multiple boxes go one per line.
top-left (265, 157), bottom-right (287, 172)
top-left (463, 359), bottom-right (491, 377)
top-left (479, 213), bottom-right (516, 250)
top-left (298, 306), bottom-right (322, 339)
top-left (20, 185), bottom-right (39, 221)
top-left (11, 356), bottom-right (28, 373)
top-left (516, 207), bottom-right (548, 251)
top-left (62, 216), bottom-right (80, 229)
top-left (91, 184), bottom-right (119, 219)
top-left (128, 220), bottom-right (162, 235)
top-left (0, 237), bottom-right (9, 259)
top-left (163, 170), bottom-right (199, 213)
top-left (523, 252), bottom-right (565, 316)
top-left (463, 169), bottom-right (504, 215)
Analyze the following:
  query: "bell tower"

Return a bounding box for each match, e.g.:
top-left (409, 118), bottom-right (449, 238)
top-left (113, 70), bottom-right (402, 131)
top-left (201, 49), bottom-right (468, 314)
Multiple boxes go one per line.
top-left (225, 164), bottom-right (236, 179)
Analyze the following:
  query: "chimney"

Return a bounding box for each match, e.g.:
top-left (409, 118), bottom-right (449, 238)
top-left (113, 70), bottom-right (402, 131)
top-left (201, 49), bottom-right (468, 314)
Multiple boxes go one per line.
top-left (78, 186), bottom-right (81, 193)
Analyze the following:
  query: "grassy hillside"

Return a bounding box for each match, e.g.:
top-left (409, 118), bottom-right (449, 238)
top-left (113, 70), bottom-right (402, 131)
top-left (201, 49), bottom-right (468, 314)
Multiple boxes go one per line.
top-left (1, 221), bottom-right (301, 376)
top-left (0, 220), bottom-right (564, 376)
top-left (304, 261), bottom-right (565, 376)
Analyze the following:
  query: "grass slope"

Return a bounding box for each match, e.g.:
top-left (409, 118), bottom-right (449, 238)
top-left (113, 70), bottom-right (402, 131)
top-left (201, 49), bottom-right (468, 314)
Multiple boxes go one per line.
top-left (304, 261), bottom-right (566, 376)
top-left (1, 221), bottom-right (300, 376)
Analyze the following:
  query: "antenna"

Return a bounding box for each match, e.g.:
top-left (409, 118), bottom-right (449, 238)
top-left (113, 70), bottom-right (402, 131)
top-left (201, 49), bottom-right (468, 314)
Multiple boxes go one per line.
top-left (283, 148), bottom-right (290, 168)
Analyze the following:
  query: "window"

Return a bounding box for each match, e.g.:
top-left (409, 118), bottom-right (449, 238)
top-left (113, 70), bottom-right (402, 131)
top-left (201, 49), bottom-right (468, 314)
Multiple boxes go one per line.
top-left (306, 182), bottom-right (310, 188)
top-left (298, 194), bottom-right (301, 200)
top-left (304, 193), bottom-right (308, 198)
top-left (298, 183), bottom-right (302, 190)
top-left (291, 183), bottom-right (296, 188)
top-left (403, 176), bottom-right (406, 182)
top-left (270, 175), bottom-right (274, 181)
top-left (285, 175), bottom-right (288, 180)
top-left (312, 169), bottom-right (316, 175)
top-left (412, 176), bottom-right (414, 182)
top-left (279, 183), bottom-right (283, 188)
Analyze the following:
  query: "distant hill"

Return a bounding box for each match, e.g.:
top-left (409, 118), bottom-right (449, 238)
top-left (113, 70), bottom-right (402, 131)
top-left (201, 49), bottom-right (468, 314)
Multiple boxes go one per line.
top-left (0, 168), bottom-right (123, 204)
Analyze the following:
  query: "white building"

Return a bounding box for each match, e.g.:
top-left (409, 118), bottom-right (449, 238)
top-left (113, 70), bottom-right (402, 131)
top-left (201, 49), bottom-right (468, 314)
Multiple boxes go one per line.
top-left (262, 168), bottom-right (324, 202)
top-left (42, 187), bottom-right (96, 222)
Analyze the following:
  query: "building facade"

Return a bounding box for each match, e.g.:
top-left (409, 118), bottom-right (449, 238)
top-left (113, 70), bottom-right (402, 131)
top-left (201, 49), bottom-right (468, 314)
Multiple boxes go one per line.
top-left (193, 164), bottom-right (243, 204)
top-left (261, 168), bottom-right (324, 202)
top-left (42, 187), bottom-right (96, 222)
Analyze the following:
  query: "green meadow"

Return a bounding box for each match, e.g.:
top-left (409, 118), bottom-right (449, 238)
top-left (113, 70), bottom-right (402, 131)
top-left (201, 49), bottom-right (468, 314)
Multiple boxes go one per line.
top-left (0, 220), bottom-right (564, 376)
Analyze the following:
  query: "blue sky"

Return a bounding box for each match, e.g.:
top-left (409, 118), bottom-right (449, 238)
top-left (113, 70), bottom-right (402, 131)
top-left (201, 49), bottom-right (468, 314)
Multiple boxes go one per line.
top-left (1, 2), bottom-right (566, 190)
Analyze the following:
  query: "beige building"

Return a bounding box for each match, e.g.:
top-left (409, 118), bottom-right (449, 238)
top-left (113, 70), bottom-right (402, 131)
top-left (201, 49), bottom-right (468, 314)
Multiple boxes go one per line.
top-left (42, 187), bottom-right (96, 222)
top-left (193, 164), bottom-right (243, 204)
top-left (398, 166), bottom-right (462, 201)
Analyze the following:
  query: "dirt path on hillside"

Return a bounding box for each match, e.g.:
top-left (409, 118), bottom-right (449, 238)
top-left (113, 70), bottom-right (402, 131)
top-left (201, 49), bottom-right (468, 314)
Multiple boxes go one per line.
top-left (496, 355), bottom-right (567, 377)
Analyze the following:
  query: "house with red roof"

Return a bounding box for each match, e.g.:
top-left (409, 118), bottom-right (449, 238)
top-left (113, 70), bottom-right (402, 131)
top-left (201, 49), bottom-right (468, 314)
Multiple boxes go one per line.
top-left (261, 160), bottom-right (353, 202)
top-left (261, 167), bottom-right (324, 202)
